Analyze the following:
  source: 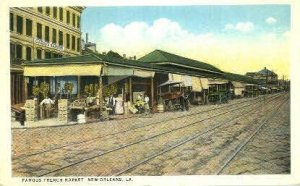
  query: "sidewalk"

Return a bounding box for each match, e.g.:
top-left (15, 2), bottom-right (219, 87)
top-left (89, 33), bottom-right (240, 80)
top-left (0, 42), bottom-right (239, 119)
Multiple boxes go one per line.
top-left (11, 114), bottom-right (139, 129)
top-left (11, 118), bottom-right (78, 129)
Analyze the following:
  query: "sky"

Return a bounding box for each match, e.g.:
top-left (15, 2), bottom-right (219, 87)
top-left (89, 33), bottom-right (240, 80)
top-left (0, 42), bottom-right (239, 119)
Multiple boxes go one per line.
top-left (81, 5), bottom-right (290, 78)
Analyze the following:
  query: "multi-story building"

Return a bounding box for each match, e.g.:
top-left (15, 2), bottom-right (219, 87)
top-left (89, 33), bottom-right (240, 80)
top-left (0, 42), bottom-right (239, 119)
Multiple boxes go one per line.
top-left (246, 67), bottom-right (278, 86)
top-left (10, 6), bottom-right (85, 105)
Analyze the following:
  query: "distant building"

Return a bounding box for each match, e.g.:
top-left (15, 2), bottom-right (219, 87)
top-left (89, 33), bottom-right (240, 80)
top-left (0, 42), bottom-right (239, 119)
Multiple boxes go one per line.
top-left (82, 33), bottom-right (97, 53)
top-left (246, 67), bottom-right (278, 86)
top-left (10, 6), bottom-right (85, 104)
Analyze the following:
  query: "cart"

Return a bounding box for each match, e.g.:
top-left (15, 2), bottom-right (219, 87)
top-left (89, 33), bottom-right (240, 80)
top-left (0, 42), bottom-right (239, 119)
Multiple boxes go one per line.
top-left (157, 81), bottom-right (190, 111)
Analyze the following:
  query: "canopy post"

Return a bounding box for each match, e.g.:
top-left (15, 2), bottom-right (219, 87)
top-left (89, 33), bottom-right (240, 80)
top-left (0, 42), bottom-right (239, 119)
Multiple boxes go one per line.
top-left (24, 77), bottom-right (29, 101)
top-left (129, 77), bottom-right (132, 103)
top-left (151, 77), bottom-right (154, 107)
top-left (77, 76), bottom-right (81, 98)
top-left (98, 75), bottom-right (103, 106)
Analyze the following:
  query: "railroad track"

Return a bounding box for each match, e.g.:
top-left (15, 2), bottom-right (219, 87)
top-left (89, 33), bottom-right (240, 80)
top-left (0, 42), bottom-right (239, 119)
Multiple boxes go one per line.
top-left (30, 93), bottom-right (285, 176)
top-left (13, 93), bottom-right (280, 161)
top-left (114, 93), bottom-right (288, 175)
top-left (215, 94), bottom-right (289, 175)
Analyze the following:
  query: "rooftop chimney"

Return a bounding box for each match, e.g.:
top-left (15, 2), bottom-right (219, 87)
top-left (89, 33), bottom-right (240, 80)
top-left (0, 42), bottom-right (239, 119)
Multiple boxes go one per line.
top-left (86, 33), bottom-right (88, 43)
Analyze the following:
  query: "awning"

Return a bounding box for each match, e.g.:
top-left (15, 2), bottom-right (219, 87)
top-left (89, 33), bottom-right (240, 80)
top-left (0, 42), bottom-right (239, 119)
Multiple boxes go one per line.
top-left (192, 77), bottom-right (202, 92)
top-left (104, 66), bottom-right (154, 78)
top-left (108, 76), bottom-right (128, 85)
top-left (169, 73), bottom-right (182, 82)
top-left (133, 69), bottom-right (155, 78)
top-left (158, 80), bottom-right (182, 87)
top-left (104, 66), bottom-right (133, 76)
top-left (169, 73), bottom-right (192, 87)
top-left (200, 78), bottom-right (209, 89)
top-left (232, 81), bottom-right (245, 88)
top-left (183, 75), bottom-right (192, 87)
top-left (24, 64), bottom-right (102, 76)
top-left (234, 87), bottom-right (245, 96)
top-left (208, 79), bottom-right (228, 85)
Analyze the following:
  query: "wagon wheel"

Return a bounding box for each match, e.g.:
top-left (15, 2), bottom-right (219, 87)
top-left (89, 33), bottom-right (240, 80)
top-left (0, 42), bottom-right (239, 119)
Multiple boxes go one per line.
top-left (164, 100), bottom-right (170, 111)
top-left (168, 100), bottom-right (175, 111)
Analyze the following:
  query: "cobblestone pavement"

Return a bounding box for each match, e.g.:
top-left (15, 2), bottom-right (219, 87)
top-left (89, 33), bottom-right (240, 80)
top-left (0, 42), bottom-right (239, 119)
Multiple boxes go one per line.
top-left (124, 93), bottom-right (289, 175)
top-left (220, 98), bottom-right (290, 174)
top-left (11, 93), bottom-right (289, 176)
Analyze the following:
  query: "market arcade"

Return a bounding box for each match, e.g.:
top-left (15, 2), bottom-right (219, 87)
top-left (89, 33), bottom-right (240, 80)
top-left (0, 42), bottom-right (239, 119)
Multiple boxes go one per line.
top-left (20, 51), bottom-right (253, 125)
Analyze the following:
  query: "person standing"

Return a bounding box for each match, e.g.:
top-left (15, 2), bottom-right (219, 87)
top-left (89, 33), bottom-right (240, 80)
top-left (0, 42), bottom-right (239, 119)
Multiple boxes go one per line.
top-left (144, 94), bottom-right (150, 114)
top-left (40, 96), bottom-right (55, 118)
top-left (107, 94), bottom-right (116, 115)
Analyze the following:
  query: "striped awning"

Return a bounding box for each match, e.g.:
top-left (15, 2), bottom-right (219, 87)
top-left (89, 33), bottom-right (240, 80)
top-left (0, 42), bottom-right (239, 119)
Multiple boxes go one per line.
top-left (24, 64), bottom-right (102, 76)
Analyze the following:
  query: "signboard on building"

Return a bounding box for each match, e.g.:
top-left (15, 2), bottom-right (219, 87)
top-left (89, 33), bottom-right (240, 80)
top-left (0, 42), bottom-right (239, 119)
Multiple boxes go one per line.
top-left (34, 37), bottom-right (64, 51)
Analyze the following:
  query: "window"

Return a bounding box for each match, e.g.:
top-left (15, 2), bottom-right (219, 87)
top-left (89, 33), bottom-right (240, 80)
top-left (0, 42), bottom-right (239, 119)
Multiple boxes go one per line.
top-left (72, 36), bottom-right (75, 50)
top-left (52, 28), bottom-right (57, 43)
top-left (77, 38), bottom-right (80, 52)
top-left (16, 15), bottom-right (23, 34)
top-left (59, 31), bottom-right (63, 45)
top-left (45, 51), bottom-right (51, 59)
top-left (53, 7), bottom-right (57, 18)
top-left (59, 7), bottom-right (63, 21)
top-left (37, 23), bottom-right (42, 39)
top-left (38, 7), bottom-right (43, 13)
top-left (53, 53), bottom-right (59, 58)
top-left (16, 44), bottom-right (22, 59)
top-left (10, 13), bottom-right (14, 31)
top-left (72, 13), bottom-right (75, 27)
top-left (45, 26), bottom-right (49, 42)
top-left (10, 43), bottom-right (15, 61)
top-left (45, 7), bottom-right (50, 15)
top-left (26, 47), bottom-right (31, 61)
top-left (26, 19), bottom-right (32, 36)
top-left (66, 34), bottom-right (70, 49)
top-left (37, 49), bottom-right (42, 59)
top-left (66, 11), bottom-right (70, 24)
top-left (77, 15), bottom-right (80, 28)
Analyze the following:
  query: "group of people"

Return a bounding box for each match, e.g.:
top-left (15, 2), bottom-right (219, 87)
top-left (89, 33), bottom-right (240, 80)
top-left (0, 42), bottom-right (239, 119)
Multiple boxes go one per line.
top-left (106, 93), bottom-right (150, 115)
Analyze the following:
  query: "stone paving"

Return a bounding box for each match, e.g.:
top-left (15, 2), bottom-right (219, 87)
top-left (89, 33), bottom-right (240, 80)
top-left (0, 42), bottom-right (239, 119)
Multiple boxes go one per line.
top-left (12, 96), bottom-right (258, 159)
top-left (220, 98), bottom-right (290, 174)
top-left (11, 93), bottom-right (289, 176)
top-left (125, 94), bottom-right (289, 175)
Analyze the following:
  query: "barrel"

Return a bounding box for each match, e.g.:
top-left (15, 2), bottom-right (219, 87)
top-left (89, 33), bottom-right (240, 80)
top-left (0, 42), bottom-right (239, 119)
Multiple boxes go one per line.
top-left (157, 104), bottom-right (164, 113)
top-left (77, 114), bottom-right (86, 124)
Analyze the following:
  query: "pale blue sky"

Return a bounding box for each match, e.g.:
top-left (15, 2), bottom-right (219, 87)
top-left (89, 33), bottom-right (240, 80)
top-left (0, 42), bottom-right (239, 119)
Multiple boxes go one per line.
top-left (80, 5), bottom-right (291, 77)
top-left (81, 5), bottom-right (290, 42)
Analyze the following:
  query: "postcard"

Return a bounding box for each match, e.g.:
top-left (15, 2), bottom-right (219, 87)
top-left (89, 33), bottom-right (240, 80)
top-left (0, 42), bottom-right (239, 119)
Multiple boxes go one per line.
top-left (1, 0), bottom-right (299, 186)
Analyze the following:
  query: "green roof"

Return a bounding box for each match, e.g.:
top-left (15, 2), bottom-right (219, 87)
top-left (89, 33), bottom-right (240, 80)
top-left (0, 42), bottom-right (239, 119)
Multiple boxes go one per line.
top-left (139, 49), bottom-right (223, 73)
top-left (225, 72), bottom-right (258, 84)
top-left (24, 54), bottom-right (100, 65)
top-left (95, 53), bottom-right (223, 78)
top-left (23, 52), bottom-right (224, 79)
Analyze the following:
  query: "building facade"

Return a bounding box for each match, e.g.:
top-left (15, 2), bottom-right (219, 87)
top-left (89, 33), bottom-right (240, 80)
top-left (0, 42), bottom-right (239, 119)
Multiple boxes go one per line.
top-left (10, 6), bottom-right (84, 105)
top-left (246, 67), bottom-right (278, 86)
